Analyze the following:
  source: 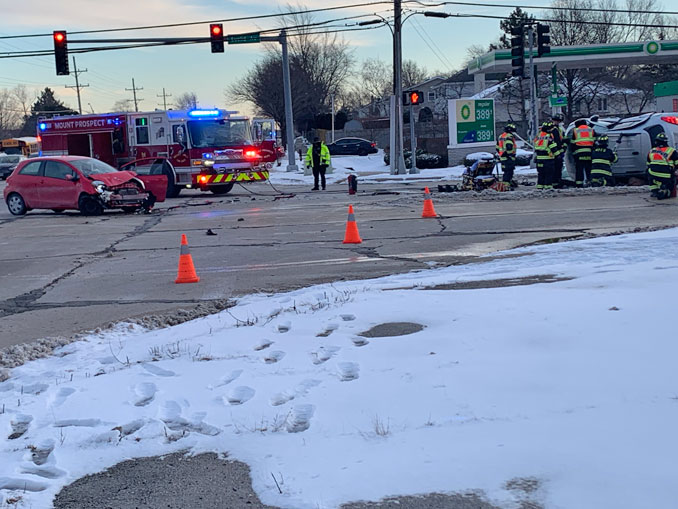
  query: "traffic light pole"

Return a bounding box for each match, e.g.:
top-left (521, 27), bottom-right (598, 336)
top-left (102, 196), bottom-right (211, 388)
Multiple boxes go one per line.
top-left (277, 30), bottom-right (298, 172)
top-left (391, 0), bottom-right (407, 175)
top-left (409, 103), bottom-right (418, 173)
top-left (528, 26), bottom-right (538, 142)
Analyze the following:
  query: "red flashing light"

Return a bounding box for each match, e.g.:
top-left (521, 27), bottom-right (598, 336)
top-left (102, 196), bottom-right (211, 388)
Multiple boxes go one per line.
top-left (37, 135), bottom-right (42, 142)
top-left (245, 150), bottom-right (259, 159)
top-left (54, 32), bottom-right (65, 42)
top-left (199, 175), bottom-right (208, 184)
top-left (211, 25), bottom-right (222, 35)
top-left (661, 116), bottom-right (678, 125)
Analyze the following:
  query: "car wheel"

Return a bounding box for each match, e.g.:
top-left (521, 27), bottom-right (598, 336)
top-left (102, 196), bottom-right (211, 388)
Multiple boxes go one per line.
top-left (163, 169), bottom-right (181, 198)
top-left (6, 193), bottom-right (27, 216)
top-left (52, 209), bottom-right (65, 214)
top-left (78, 194), bottom-right (104, 216)
top-left (358, 148), bottom-right (368, 156)
top-left (210, 183), bottom-right (234, 195)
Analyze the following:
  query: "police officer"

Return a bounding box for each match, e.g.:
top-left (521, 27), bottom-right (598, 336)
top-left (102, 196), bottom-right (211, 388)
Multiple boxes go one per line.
top-left (496, 123), bottom-right (517, 187)
top-left (305, 136), bottom-right (331, 191)
top-left (569, 119), bottom-right (595, 187)
top-left (647, 132), bottom-right (678, 199)
top-left (551, 114), bottom-right (566, 188)
top-left (534, 121), bottom-right (558, 189)
top-left (590, 135), bottom-right (618, 187)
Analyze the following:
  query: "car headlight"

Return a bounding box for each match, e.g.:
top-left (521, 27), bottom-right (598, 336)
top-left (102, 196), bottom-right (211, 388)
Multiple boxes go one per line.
top-left (92, 180), bottom-right (107, 194)
top-left (203, 160), bottom-right (214, 167)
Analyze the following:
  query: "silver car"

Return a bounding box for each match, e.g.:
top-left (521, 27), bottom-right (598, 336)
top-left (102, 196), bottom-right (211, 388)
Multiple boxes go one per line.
top-left (564, 113), bottom-right (678, 181)
top-left (0, 154), bottom-right (26, 180)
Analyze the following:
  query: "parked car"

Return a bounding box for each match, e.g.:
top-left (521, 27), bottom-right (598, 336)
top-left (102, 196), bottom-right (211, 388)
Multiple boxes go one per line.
top-left (294, 136), bottom-right (309, 160)
top-left (3, 156), bottom-right (167, 216)
top-left (326, 137), bottom-right (378, 156)
top-left (0, 154), bottom-right (25, 180)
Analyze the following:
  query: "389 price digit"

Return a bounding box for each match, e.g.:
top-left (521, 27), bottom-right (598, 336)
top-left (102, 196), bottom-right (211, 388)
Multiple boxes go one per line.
top-left (476, 130), bottom-right (493, 141)
top-left (476, 109), bottom-right (492, 120)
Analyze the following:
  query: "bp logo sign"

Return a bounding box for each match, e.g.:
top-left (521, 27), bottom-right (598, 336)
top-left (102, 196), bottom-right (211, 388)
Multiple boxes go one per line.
top-left (450, 99), bottom-right (496, 146)
top-left (645, 41), bottom-right (660, 55)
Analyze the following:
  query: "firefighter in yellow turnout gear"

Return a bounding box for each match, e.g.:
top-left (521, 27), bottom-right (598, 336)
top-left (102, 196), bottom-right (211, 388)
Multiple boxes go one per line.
top-left (647, 132), bottom-right (678, 200)
top-left (590, 135), bottom-right (618, 187)
top-left (534, 121), bottom-right (558, 189)
top-left (496, 123), bottom-right (517, 188)
top-left (305, 137), bottom-right (331, 191)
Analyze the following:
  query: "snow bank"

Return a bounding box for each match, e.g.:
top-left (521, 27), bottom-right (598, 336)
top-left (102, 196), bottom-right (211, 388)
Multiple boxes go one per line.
top-left (2, 229), bottom-right (678, 508)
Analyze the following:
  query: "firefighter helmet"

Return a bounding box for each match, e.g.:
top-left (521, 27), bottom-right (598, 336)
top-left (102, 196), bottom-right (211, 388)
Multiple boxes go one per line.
top-left (541, 121), bottom-right (554, 131)
top-left (552, 113), bottom-right (564, 122)
top-left (574, 119), bottom-right (588, 127)
top-left (654, 132), bottom-right (669, 147)
top-left (505, 123), bottom-right (516, 133)
top-left (595, 135), bottom-right (609, 147)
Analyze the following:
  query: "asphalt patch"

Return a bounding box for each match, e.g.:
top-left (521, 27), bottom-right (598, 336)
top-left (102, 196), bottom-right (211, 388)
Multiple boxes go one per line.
top-left (53, 452), bottom-right (276, 509)
top-left (342, 491), bottom-right (502, 508)
top-left (358, 322), bottom-right (425, 338)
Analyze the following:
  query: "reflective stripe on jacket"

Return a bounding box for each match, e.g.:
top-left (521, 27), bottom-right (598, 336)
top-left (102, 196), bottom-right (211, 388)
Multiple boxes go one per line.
top-left (647, 146), bottom-right (677, 179)
top-left (534, 131), bottom-right (557, 159)
top-left (571, 126), bottom-right (594, 155)
top-left (305, 143), bottom-right (331, 167)
top-left (496, 133), bottom-right (516, 160)
top-left (591, 148), bottom-right (618, 177)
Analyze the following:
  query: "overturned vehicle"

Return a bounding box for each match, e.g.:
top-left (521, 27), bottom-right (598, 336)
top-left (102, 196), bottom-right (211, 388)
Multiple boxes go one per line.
top-left (564, 113), bottom-right (678, 182)
top-left (4, 156), bottom-right (167, 216)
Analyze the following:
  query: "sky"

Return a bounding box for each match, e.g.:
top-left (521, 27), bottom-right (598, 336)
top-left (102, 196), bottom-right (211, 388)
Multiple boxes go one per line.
top-left (0, 0), bottom-right (550, 116)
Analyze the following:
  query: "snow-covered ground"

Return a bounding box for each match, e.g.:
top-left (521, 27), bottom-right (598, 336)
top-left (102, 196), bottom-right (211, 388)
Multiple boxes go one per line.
top-left (2, 228), bottom-right (677, 508)
top-left (268, 150), bottom-right (535, 187)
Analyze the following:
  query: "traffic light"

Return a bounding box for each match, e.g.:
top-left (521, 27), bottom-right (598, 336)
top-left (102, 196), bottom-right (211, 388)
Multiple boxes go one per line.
top-left (210, 24), bottom-right (224, 53)
top-left (53, 31), bottom-right (69, 76)
top-left (403, 90), bottom-right (422, 106)
top-left (537, 23), bottom-right (551, 57)
top-left (510, 26), bottom-right (524, 78)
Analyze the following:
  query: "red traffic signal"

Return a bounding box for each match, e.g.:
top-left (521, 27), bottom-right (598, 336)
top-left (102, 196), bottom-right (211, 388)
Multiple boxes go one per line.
top-left (408, 91), bottom-right (423, 105)
top-left (210, 24), bottom-right (224, 53)
top-left (53, 30), bottom-right (69, 75)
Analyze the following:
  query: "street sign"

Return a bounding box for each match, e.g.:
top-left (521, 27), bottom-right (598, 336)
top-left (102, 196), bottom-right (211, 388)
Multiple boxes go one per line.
top-left (227, 33), bottom-right (261, 45)
top-left (448, 99), bottom-right (496, 147)
top-left (549, 96), bottom-right (568, 107)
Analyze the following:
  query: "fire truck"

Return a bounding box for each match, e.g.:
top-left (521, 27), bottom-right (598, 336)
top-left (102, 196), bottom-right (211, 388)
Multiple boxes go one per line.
top-left (38, 109), bottom-right (270, 197)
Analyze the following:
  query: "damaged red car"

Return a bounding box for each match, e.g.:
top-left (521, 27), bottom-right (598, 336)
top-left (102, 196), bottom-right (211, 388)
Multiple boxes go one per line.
top-left (3, 156), bottom-right (167, 216)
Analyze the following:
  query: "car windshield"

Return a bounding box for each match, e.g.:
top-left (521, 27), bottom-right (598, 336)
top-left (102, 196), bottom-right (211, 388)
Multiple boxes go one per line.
top-left (70, 158), bottom-right (118, 176)
top-left (187, 119), bottom-right (252, 148)
top-left (0, 155), bottom-right (21, 163)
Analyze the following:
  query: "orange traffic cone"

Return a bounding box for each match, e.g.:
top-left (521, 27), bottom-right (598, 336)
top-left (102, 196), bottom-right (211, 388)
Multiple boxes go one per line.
top-left (343, 205), bottom-right (362, 244)
top-left (422, 187), bottom-right (437, 218)
top-left (175, 234), bottom-right (200, 284)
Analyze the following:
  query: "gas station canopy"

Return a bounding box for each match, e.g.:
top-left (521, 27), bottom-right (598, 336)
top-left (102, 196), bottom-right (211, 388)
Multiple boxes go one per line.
top-left (468, 40), bottom-right (678, 74)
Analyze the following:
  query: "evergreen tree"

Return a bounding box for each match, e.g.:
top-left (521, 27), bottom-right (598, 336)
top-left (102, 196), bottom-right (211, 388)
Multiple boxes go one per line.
top-left (498, 8), bottom-right (536, 49)
top-left (20, 87), bottom-right (77, 136)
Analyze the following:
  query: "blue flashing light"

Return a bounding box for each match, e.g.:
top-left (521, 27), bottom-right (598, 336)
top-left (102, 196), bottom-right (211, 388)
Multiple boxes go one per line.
top-left (202, 153), bottom-right (214, 159)
top-left (39, 122), bottom-right (47, 131)
top-left (188, 109), bottom-right (221, 118)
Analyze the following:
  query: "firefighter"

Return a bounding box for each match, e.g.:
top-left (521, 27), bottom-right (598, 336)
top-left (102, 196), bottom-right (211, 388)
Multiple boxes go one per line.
top-left (534, 121), bottom-right (558, 189)
top-left (569, 119), bottom-right (595, 187)
top-left (590, 135), bottom-right (618, 187)
top-left (551, 114), bottom-right (566, 188)
top-left (647, 132), bottom-right (678, 200)
top-left (305, 137), bottom-right (331, 191)
top-left (496, 123), bottom-right (517, 187)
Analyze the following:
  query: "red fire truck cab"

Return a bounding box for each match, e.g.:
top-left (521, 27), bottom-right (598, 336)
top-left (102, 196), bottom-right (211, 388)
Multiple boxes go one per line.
top-left (38, 108), bottom-right (270, 197)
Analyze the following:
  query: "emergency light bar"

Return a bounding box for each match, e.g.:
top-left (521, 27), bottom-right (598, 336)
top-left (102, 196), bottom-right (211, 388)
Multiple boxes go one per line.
top-left (39, 122), bottom-right (47, 131)
top-left (188, 109), bottom-right (221, 118)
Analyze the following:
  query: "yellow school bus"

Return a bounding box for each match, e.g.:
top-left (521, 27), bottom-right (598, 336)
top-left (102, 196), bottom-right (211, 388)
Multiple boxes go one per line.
top-left (0, 137), bottom-right (40, 157)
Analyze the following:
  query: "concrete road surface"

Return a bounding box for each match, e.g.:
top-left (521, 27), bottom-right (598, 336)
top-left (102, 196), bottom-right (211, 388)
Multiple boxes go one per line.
top-left (1, 180), bottom-right (676, 354)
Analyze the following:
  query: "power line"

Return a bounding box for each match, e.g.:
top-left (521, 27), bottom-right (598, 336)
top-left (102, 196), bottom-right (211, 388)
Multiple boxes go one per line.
top-left (412, 0), bottom-right (678, 16)
top-left (64, 57), bottom-right (89, 114)
top-left (157, 88), bottom-right (172, 110)
top-left (409, 15), bottom-right (456, 71)
top-left (0, 1), bottom-right (411, 40)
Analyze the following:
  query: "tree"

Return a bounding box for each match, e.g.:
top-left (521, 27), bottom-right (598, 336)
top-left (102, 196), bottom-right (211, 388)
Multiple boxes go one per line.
top-left (227, 7), bottom-right (353, 140)
top-left (0, 89), bottom-right (21, 139)
top-left (498, 7), bottom-right (536, 48)
top-left (402, 60), bottom-right (430, 88)
top-left (19, 87), bottom-right (76, 137)
top-left (174, 92), bottom-right (198, 110)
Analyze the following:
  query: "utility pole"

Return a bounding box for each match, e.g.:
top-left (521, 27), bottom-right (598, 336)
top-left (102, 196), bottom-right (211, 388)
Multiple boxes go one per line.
top-left (87, 103), bottom-right (95, 114)
top-left (409, 102), bottom-right (418, 173)
top-left (391, 0), bottom-right (406, 175)
top-left (157, 88), bottom-right (172, 110)
top-left (65, 57), bottom-right (89, 114)
top-left (125, 78), bottom-right (144, 112)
